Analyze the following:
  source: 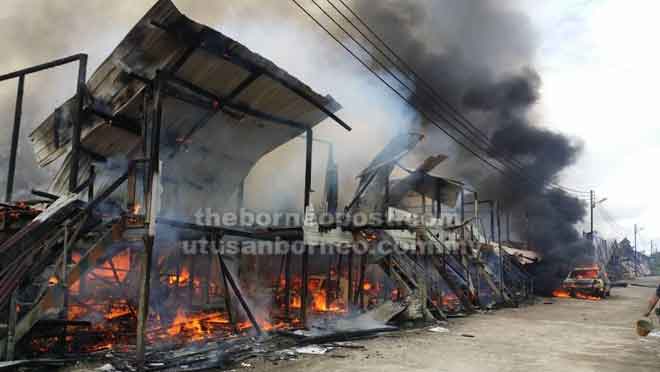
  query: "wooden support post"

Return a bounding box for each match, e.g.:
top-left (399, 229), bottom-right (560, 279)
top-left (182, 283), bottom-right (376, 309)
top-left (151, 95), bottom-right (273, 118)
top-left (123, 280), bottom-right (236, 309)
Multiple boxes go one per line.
top-left (137, 71), bottom-right (161, 372)
top-left (325, 255), bottom-right (334, 311)
top-left (301, 246), bottom-right (309, 326)
top-left (422, 194), bottom-right (426, 215)
top-left (304, 129), bottom-right (313, 209)
top-left (108, 255), bottom-right (137, 317)
top-left (347, 250), bottom-right (353, 311)
top-left (237, 180), bottom-right (245, 212)
top-left (203, 242), bottom-right (212, 305)
top-left (460, 189), bottom-right (465, 240)
top-left (284, 250), bottom-right (292, 319)
top-left (69, 55), bottom-right (88, 193)
top-left (506, 210), bottom-right (511, 242)
top-left (459, 254), bottom-right (474, 300)
top-left (354, 253), bottom-right (367, 309)
top-left (360, 253), bottom-right (368, 309)
top-left (58, 220), bottom-right (71, 354)
top-left (87, 164), bottom-right (95, 201)
top-left (187, 255), bottom-right (195, 307)
top-left (136, 235), bottom-right (154, 372)
top-left (5, 75), bottom-right (24, 203)
top-left (490, 201), bottom-right (495, 243)
top-left (5, 290), bottom-right (18, 361)
top-left (497, 201), bottom-right (504, 302)
top-left (127, 163), bottom-right (137, 211)
top-left (173, 249), bottom-right (182, 299)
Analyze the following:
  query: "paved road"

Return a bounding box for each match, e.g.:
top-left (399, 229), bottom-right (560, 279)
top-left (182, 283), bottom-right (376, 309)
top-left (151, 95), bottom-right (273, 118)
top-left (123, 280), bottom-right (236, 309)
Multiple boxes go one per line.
top-left (255, 277), bottom-right (660, 372)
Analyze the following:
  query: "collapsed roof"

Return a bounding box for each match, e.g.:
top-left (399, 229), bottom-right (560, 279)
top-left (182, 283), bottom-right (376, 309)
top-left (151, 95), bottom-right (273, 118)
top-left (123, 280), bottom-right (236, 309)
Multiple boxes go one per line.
top-left (348, 133), bottom-right (463, 216)
top-left (30, 0), bottom-right (343, 219)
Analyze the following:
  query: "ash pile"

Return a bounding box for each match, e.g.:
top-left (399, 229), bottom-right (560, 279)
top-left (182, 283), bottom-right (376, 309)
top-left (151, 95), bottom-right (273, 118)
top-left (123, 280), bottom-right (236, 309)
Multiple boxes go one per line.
top-left (0, 1), bottom-right (537, 371)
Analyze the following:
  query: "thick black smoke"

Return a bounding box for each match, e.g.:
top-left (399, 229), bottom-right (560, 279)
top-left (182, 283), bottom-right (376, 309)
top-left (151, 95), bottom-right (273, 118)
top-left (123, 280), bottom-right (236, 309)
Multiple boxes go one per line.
top-left (354, 0), bottom-right (588, 291)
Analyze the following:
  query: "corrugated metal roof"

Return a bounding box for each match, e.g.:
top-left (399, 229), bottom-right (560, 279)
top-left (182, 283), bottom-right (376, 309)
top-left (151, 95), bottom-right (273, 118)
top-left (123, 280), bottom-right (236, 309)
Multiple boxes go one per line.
top-left (29, 0), bottom-right (342, 218)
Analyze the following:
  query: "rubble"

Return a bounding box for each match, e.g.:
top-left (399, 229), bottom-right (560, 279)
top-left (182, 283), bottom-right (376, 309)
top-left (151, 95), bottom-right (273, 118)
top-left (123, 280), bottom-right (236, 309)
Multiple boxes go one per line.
top-left (0, 0), bottom-right (539, 370)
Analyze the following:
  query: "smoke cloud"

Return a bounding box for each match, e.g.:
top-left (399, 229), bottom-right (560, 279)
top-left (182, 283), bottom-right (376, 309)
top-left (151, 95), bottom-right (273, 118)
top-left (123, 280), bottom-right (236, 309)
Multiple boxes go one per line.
top-left (0, 1), bottom-right (589, 290)
top-left (351, 0), bottom-right (588, 289)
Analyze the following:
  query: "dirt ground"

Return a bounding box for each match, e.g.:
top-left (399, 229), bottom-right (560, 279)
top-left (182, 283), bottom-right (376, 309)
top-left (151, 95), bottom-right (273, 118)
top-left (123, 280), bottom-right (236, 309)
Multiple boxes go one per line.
top-left (248, 277), bottom-right (660, 372)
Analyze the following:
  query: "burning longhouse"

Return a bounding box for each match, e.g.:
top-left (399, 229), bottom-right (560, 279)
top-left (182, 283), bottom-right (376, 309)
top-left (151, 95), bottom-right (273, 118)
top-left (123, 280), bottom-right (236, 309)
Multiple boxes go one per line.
top-left (0, 0), bottom-right (611, 371)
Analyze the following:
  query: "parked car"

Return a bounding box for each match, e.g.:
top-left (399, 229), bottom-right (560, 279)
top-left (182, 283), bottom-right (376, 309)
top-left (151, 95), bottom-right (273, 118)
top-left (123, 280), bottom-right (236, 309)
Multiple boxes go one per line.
top-left (560, 265), bottom-right (611, 298)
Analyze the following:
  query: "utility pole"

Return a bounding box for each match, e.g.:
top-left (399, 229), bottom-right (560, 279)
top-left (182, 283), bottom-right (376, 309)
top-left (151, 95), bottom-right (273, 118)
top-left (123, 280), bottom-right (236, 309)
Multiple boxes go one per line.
top-left (634, 224), bottom-right (638, 277)
top-left (589, 190), bottom-right (595, 238)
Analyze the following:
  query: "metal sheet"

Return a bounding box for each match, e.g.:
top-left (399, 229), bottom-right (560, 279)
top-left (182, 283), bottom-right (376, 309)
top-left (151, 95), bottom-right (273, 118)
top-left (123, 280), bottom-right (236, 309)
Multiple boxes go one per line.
top-left (28, 0), bottom-right (340, 218)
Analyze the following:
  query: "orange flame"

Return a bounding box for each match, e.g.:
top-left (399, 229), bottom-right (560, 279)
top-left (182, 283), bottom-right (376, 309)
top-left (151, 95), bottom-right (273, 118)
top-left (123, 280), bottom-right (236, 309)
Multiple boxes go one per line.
top-left (48, 276), bottom-right (59, 286)
top-left (552, 288), bottom-right (601, 301)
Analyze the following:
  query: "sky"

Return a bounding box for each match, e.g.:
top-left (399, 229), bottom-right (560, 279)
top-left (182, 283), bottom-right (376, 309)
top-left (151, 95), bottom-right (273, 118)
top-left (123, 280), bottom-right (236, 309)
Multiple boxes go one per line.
top-left (519, 0), bottom-right (660, 252)
top-left (0, 0), bottom-right (657, 252)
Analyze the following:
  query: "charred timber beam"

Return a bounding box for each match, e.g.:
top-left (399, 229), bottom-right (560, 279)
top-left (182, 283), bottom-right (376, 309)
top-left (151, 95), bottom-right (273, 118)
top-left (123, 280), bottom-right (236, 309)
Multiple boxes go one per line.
top-left (187, 255), bottom-right (195, 307)
top-left (136, 235), bottom-right (154, 372)
top-left (156, 217), bottom-right (302, 241)
top-left (31, 190), bottom-right (59, 201)
top-left (429, 256), bottom-right (475, 314)
top-left (169, 110), bottom-right (221, 159)
top-left (34, 319), bottom-right (91, 328)
top-left (0, 223), bottom-right (122, 356)
top-left (304, 129), bottom-right (313, 208)
top-left (84, 171), bottom-right (129, 213)
top-left (226, 72), bottom-right (261, 101)
top-left (0, 54), bottom-right (87, 82)
top-left (87, 107), bottom-right (142, 136)
top-left (295, 327), bottom-right (398, 346)
top-left (127, 163), bottom-right (137, 211)
top-left (496, 201), bottom-right (504, 301)
top-left (80, 145), bottom-right (107, 163)
top-left (301, 246), bottom-right (309, 326)
top-left (347, 250), bottom-right (353, 311)
top-left (146, 74), bottom-right (164, 216)
top-left (220, 52), bottom-right (352, 131)
top-left (72, 172), bottom-right (96, 195)
top-left (213, 234), bottom-right (235, 332)
top-left (157, 218), bottom-right (265, 239)
top-left (170, 45), bottom-right (198, 73)
top-left (164, 74), bottom-right (308, 131)
top-left (57, 221), bottom-right (71, 354)
top-left (345, 170), bottom-right (379, 212)
top-left (128, 72), bottom-right (309, 131)
top-left (230, 101), bottom-right (307, 130)
top-left (317, 223), bottom-right (414, 232)
top-left (149, 21), bottom-right (351, 132)
top-left (5, 291), bottom-right (17, 361)
top-left (137, 74), bottom-right (164, 371)
top-left (490, 201), bottom-right (495, 243)
top-left (5, 75), bottom-right (24, 203)
top-left (217, 252), bottom-right (262, 335)
top-left (284, 250), bottom-right (292, 320)
top-left (354, 253), bottom-right (367, 308)
top-left (129, 73), bottom-right (307, 130)
top-left (69, 54), bottom-right (88, 193)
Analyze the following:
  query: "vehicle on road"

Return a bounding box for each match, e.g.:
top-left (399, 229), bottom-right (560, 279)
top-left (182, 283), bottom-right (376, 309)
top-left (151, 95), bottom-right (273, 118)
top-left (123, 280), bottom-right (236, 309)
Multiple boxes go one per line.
top-left (560, 265), bottom-right (611, 298)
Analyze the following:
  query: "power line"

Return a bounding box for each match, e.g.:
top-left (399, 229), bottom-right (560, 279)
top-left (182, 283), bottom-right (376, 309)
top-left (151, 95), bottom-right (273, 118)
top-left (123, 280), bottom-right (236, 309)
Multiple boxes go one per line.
top-left (289, 1), bottom-right (513, 179)
top-left (290, 0), bottom-right (590, 197)
top-left (329, 0), bottom-right (591, 196)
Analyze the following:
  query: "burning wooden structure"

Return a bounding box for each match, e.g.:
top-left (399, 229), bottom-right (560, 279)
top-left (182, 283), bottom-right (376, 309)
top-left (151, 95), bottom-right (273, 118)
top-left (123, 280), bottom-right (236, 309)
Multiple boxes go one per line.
top-left (0, 0), bottom-right (534, 370)
top-left (305, 133), bottom-right (535, 320)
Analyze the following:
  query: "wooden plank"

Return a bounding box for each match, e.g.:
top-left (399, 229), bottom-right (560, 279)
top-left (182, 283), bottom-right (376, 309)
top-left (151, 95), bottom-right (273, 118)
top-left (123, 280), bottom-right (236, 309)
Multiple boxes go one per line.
top-left (0, 224), bottom-right (121, 358)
